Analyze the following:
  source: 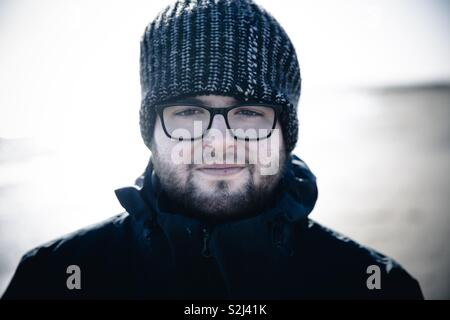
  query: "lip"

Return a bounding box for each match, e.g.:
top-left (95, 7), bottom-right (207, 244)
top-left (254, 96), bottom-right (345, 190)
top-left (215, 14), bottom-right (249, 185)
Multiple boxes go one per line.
top-left (196, 165), bottom-right (246, 176)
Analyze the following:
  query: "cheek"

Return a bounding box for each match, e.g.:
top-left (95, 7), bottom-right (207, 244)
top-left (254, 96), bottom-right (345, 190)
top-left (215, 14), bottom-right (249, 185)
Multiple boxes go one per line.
top-left (154, 118), bottom-right (200, 163)
top-left (153, 118), bottom-right (178, 160)
top-left (273, 122), bottom-right (285, 152)
top-left (248, 124), bottom-right (284, 175)
top-left (153, 120), bottom-right (190, 180)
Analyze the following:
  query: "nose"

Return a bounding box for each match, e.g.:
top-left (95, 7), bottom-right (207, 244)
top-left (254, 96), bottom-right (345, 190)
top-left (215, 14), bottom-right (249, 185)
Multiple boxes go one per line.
top-left (209, 114), bottom-right (228, 133)
top-left (203, 114), bottom-right (236, 151)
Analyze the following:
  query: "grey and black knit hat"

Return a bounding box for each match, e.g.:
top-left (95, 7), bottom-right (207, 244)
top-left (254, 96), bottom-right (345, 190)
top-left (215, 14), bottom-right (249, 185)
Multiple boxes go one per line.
top-left (140, 0), bottom-right (301, 152)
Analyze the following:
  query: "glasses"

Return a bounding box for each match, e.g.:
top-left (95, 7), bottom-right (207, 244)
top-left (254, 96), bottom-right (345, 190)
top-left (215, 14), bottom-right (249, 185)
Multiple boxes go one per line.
top-left (156, 102), bottom-right (281, 141)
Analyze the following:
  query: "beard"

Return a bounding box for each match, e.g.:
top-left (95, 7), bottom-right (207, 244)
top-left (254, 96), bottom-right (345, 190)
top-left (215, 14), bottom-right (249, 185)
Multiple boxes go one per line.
top-left (151, 151), bottom-right (286, 223)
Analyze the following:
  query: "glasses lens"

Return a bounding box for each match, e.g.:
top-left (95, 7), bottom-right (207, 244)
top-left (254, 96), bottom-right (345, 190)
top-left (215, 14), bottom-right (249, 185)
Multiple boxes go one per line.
top-left (228, 106), bottom-right (275, 140)
top-left (162, 105), bottom-right (210, 139)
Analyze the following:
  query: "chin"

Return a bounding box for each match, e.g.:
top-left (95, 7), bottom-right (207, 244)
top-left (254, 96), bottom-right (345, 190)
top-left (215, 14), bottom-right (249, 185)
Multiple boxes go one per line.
top-left (193, 175), bottom-right (249, 195)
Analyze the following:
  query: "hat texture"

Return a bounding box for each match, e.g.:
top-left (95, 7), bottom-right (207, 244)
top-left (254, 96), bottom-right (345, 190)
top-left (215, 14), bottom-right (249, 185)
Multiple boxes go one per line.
top-left (140, 0), bottom-right (301, 152)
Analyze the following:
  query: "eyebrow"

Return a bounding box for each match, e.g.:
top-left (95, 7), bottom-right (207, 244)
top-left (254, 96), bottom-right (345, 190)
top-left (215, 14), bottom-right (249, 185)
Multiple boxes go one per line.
top-left (168, 96), bottom-right (243, 106)
top-left (169, 97), bottom-right (205, 105)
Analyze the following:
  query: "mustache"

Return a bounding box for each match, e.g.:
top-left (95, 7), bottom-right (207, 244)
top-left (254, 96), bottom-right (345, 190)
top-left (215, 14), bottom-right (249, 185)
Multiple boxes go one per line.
top-left (189, 149), bottom-right (254, 164)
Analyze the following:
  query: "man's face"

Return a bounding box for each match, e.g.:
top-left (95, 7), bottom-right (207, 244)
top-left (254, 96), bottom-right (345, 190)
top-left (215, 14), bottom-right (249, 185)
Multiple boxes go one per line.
top-left (151, 95), bottom-right (286, 220)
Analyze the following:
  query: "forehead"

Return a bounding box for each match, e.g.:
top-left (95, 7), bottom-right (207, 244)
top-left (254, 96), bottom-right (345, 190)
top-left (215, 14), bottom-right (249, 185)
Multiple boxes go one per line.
top-left (169, 95), bottom-right (240, 107)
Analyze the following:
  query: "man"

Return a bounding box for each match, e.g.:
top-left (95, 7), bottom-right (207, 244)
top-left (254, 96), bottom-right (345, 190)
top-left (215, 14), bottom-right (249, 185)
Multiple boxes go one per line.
top-left (3, 0), bottom-right (423, 299)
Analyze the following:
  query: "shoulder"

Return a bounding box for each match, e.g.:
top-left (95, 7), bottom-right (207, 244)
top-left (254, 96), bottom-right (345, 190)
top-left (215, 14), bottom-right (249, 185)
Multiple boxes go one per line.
top-left (296, 219), bottom-right (424, 299)
top-left (2, 213), bottom-right (132, 299)
top-left (24, 212), bottom-right (131, 262)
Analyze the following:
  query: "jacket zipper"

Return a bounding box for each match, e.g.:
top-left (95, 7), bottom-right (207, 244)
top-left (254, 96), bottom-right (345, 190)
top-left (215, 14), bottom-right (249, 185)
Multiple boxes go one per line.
top-left (201, 227), bottom-right (212, 258)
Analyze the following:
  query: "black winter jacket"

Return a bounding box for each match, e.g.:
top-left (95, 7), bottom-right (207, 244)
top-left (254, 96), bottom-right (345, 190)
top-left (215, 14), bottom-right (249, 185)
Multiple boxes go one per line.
top-left (2, 155), bottom-right (423, 299)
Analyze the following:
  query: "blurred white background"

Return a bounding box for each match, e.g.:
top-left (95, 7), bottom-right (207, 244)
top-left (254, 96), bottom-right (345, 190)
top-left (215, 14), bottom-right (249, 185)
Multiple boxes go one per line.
top-left (0, 0), bottom-right (449, 298)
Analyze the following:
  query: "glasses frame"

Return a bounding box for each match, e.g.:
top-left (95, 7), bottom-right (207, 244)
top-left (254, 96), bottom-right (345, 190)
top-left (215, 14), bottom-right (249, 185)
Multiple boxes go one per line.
top-left (155, 102), bottom-right (282, 141)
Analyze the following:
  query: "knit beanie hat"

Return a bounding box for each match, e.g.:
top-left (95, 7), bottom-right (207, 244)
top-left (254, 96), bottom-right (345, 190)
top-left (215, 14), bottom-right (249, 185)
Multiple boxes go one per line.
top-left (139, 0), bottom-right (301, 153)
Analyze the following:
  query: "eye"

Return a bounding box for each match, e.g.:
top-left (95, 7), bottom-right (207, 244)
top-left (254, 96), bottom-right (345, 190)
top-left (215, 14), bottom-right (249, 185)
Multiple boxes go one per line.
top-left (174, 108), bottom-right (204, 116)
top-left (234, 109), bottom-right (264, 117)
